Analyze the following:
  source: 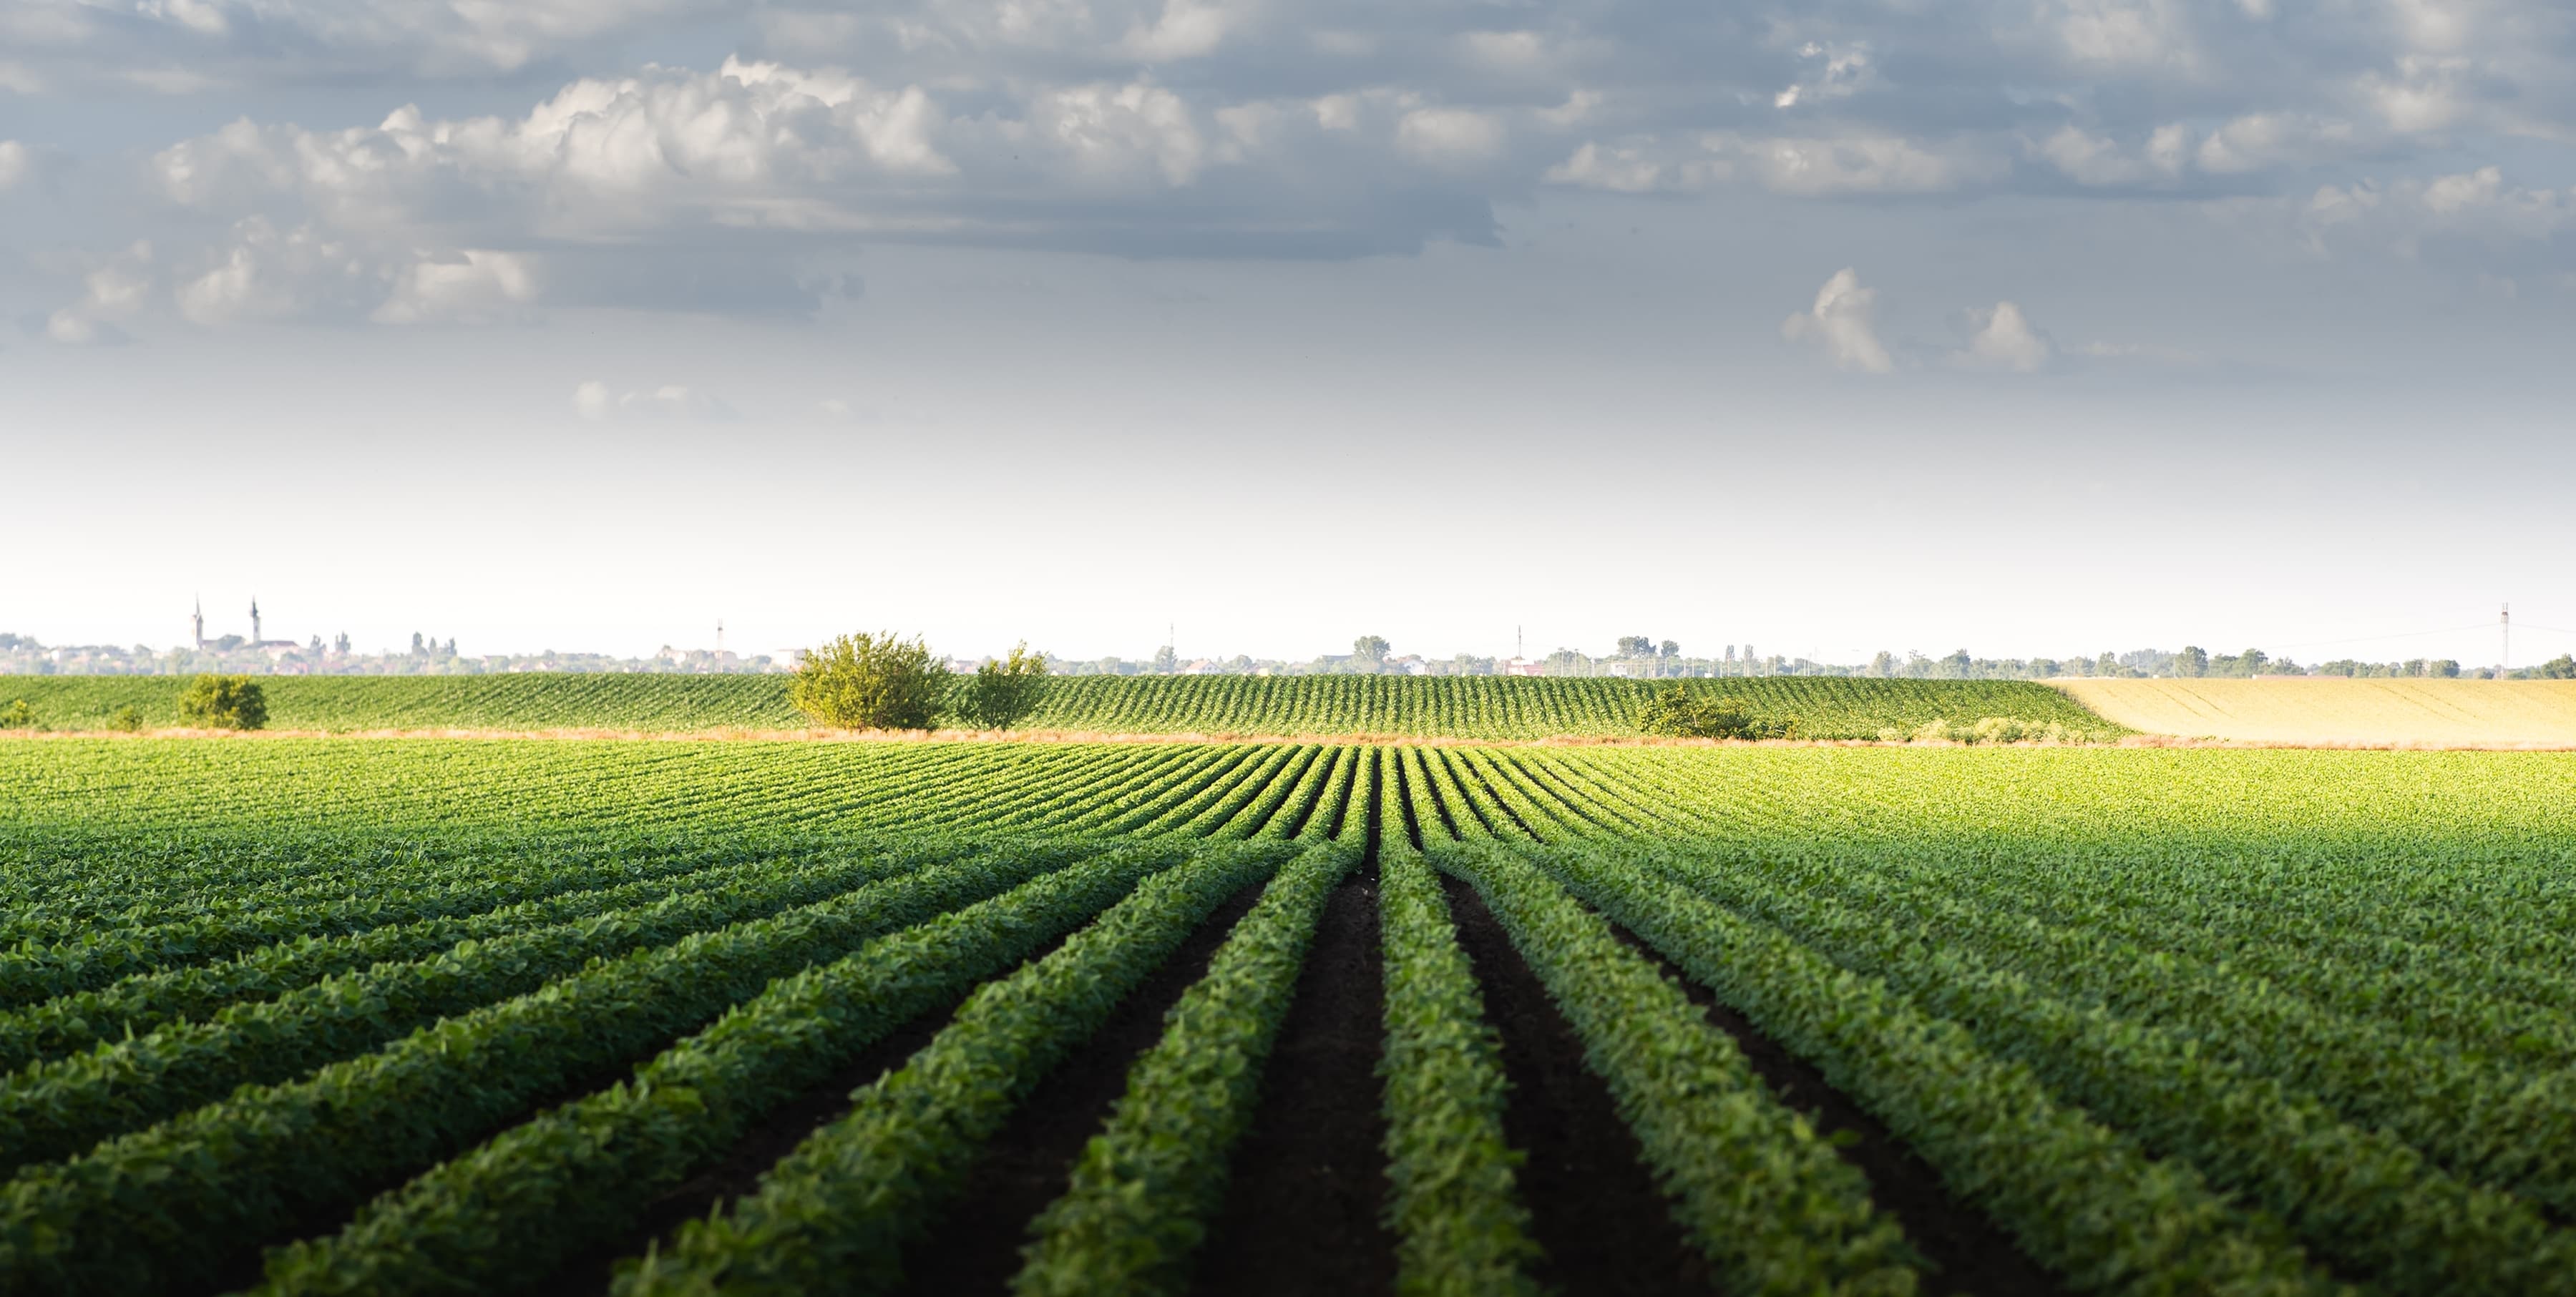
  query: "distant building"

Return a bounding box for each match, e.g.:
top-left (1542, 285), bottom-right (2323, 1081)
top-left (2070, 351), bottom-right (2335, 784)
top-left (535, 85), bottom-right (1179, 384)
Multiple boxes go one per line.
top-left (1500, 657), bottom-right (1543, 677)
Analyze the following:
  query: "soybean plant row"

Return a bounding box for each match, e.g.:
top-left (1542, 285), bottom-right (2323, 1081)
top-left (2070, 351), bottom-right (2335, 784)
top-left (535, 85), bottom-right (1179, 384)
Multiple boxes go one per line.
top-left (5, 738), bottom-right (2576, 1295)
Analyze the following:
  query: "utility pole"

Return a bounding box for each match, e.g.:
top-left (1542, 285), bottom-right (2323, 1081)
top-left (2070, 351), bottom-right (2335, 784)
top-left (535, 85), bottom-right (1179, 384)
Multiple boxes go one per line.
top-left (2502, 603), bottom-right (2511, 679)
top-left (716, 618), bottom-right (724, 654)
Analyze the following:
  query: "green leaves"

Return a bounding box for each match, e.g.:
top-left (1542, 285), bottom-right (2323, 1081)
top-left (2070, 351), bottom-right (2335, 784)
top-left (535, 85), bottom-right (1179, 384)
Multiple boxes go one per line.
top-left (1435, 841), bottom-right (1921, 1297)
top-left (1377, 838), bottom-right (1543, 1297)
top-left (1011, 843), bottom-right (1357, 1296)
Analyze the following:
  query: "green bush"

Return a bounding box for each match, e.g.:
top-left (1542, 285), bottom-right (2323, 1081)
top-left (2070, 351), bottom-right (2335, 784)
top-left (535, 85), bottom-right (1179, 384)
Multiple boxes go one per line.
top-left (1890, 715), bottom-right (2103, 745)
top-left (1635, 684), bottom-right (1792, 740)
top-left (1, 700), bottom-right (35, 730)
top-left (788, 632), bottom-right (950, 730)
top-left (178, 675), bottom-right (268, 730)
top-left (957, 641), bottom-right (1050, 730)
top-left (107, 705), bottom-right (145, 733)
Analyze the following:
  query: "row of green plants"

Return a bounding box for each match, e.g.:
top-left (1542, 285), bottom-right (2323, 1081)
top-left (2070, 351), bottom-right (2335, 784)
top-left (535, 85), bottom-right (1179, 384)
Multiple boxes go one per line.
top-left (621, 841), bottom-right (1351, 1296)
top-left (250, 838), bottom-right (1232, 1296)
top-left (0, 845), bottom-right (1003, 1176)
top-left (1010, 836), bottom-right (1361, 1296)
top-left (1657, 843), bottom-right (2576, 1295)
top-left (1534, 839), bottom-right (2342, 1296)
top-left (0, 838), bottom-right (955, 1075)
top-left (1373, 831), bottom-right (1543, 1296)
top-left (1436, 840), bottom-right (1922, 1293)
top-left (0, 843), bottom-right (1126, 1294)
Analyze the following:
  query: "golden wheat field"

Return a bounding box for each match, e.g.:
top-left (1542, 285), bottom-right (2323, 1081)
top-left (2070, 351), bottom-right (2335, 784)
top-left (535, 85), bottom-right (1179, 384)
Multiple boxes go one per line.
top-left (2053, 677), bottom-right (2576, 746)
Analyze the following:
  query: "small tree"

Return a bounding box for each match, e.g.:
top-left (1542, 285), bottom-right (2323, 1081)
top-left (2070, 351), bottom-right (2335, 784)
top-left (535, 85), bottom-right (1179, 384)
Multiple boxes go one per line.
top-left (0, 700), bottom-right (34, 730)
top-left (1635, 683), bottom-right (1791, 740)
top-left (958, 642), bottom-right (1050, 730)
top-left (789, 632), bottom-right (950, 730)
top-left (179, 675), bottom-right (267, 730)
top-left (107, 705), bottom-right (145, 733)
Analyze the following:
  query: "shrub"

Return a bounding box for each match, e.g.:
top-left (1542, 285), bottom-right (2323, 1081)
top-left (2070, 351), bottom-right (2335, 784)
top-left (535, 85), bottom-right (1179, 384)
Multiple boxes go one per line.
top-left (957, 642), bottom-right (1050, 730)
top-left (1635, 684), bottom-right (1792, 740)
top-left (789, 632), bottom-right (950, 730)
top-left (107, 705), bottom-right (145, 733)
top-left (179, 675), bottom-right (268, 730)
top-left (1900, 716), bottom-right (2100, 745)
top-left (0, 700), bottom-right (34, 730)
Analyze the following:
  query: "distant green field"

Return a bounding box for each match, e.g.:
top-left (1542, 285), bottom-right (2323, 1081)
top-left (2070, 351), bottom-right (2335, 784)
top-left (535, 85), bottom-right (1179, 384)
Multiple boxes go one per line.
top-left (0, 673), bottom-right (2120, 740)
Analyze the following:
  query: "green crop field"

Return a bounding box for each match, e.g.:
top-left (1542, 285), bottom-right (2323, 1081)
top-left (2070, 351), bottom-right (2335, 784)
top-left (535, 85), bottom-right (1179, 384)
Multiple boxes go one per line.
top-left (5, 736), bottom-right (2575, 1295)
top-left (0, 672), bottom-right (2119, 740)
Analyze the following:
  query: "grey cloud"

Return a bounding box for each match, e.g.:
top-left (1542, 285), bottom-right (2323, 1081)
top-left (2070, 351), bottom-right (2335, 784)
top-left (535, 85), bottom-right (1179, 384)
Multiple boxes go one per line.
top-left (16, 0), bottom-right (2575, 327)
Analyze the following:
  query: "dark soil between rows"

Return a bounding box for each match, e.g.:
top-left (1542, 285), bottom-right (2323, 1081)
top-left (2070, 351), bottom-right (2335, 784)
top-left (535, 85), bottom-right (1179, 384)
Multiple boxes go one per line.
top-left (1188, 871), bottom-right (1396, 1296)
top-left (1604, 925), bottom-right (2069, 1297)
top-left (1440, 872), bottom-right (1712, 1295)
top-left (890, 873), bottom-right (1273, 1296)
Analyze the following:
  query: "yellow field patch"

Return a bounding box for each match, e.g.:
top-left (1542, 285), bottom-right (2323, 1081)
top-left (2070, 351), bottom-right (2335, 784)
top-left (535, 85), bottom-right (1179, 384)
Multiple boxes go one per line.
top-left (2053, 677), bottom-right (2576, 746)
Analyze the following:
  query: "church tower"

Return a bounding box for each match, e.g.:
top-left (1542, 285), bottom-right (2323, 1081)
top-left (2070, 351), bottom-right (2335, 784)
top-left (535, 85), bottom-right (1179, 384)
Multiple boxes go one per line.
top-left (250, 597), bottom-right (261, 645)
top-left (192, 597), bottom-right (205, 650)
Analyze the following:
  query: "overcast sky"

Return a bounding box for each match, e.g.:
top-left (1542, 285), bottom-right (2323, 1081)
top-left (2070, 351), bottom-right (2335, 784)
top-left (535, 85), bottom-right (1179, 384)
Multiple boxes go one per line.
top-left (4, 0), bottom-right (2573, 667)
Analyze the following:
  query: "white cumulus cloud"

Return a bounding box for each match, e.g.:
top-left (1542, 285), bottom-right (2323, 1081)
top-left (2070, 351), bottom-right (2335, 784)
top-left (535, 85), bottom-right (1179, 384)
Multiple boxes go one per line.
top-left (1782, 268), bottom-right (1893, 373)
top-left (1953, 301), bottom-right (2054, 372)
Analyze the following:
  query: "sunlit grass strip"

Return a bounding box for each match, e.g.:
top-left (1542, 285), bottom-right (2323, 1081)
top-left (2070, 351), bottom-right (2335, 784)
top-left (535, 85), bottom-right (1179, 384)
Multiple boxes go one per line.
top-left (1431, 841), bottom-right (1919, 1296)
top-left (1010, 842), bottom-right (1359, 1296)
top-left (1537, 840), bottom-right (2344, 1297)
top-left (263, 840), bottom-right (1265, 1297)
top-left (1377, 836), bottom-right (1543, 1297)
top-left (0, 843), bottom-right (1128, 1297)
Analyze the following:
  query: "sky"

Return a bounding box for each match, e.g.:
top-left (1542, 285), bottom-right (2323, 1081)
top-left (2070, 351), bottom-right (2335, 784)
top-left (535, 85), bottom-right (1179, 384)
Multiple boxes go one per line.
top-left (4, 0), bottom-right (2574, 669)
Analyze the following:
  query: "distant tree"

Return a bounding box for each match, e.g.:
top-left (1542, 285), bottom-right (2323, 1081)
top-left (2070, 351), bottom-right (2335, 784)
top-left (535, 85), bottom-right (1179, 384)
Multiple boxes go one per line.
top-left (2094, 650), bottom-right (2119, 677)
top-left (1616, 635), bottom-right (1652, 657)
top-left (0, 700), bottom-right (34, 730)
top-left (2534, 655), bottom-right (2576, 680)
top-left (2175, 645), bottom-right (2208, 677)
top-left (1635, 684), bottom-right (1792, 740)
top-left (789, 632), bottom-right (950, 730)
top-left (1868, 650), bottom-right (1896, 678)
top-left (2431, 659), bottom-right (2462, 678)
top-left (107, 705), bottom-right (145, 733)
top-left (1353, 635), bottom-right (1390, 665)
top-left (1659, 640), bottom-right (1679, 659)
top-left (178, 675), bottom-right (267, 730)
top-left (959, 642), bottom-right (1050, 730)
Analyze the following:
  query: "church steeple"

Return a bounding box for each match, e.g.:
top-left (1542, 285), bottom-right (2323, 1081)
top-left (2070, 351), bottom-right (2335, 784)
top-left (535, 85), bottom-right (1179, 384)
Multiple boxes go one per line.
top-left (250, 597), bottom-right (261, 645)
top-left (192, 597), bottom-right (205, 651)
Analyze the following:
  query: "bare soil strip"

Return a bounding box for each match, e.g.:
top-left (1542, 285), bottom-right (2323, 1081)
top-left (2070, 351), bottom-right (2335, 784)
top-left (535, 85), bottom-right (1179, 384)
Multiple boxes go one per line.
top-left (889, 876), bottom-right (1273, 1296)
top-left (1604, 925), bottom-right (2069, 1297)
top-left (1188, 871), bottom-right (1396, 1297)
top-left (1439, 873), bottom-right (1710, 1294)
